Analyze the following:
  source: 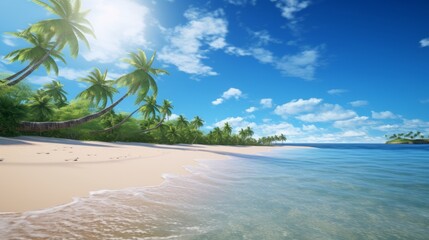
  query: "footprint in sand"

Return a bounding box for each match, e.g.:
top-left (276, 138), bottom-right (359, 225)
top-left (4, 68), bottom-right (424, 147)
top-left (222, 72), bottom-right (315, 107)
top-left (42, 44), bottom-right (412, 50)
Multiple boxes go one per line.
top-left (0, 158), bottom-right (4, 162)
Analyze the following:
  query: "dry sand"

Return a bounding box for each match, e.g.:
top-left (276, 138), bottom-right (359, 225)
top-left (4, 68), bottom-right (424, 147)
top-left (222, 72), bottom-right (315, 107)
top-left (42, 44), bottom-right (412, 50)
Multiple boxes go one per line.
top-left (0, 136), bottom-right (298, 213)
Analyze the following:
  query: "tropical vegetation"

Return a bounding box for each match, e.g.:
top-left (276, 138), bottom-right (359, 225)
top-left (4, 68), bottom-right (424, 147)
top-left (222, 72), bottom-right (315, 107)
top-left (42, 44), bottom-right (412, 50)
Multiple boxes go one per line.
top-left (385, 131), bottom-right (429, 144)
top-left (0, 0), bottom-right (287, 146)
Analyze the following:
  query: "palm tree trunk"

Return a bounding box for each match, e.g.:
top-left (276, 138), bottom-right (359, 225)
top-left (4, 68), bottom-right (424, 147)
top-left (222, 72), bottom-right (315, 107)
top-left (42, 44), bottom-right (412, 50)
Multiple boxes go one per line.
top-left (3, 63), bottom-right (33, 81)
top-left (7, 42), bottom-right (60, 86)
top-left (141, 115), bottom-right (166, 133)
top-left (18, 92), bottom-right (130, 132)
top-left (7, 53), bottom-right (51, 86)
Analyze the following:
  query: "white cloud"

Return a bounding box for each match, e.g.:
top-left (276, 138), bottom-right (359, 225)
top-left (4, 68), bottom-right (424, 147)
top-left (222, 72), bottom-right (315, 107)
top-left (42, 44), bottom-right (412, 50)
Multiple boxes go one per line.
top-left (420, 38), bottom-right (429, 47)
top-left (2, 35), bottom-right (16, 47)
top-left (222, 88), bottom-right (243, 99)
top-left (372, 124), bottom-right (400, 132)
top-left (251, 47), bottom-right (275, 63)
top-left (349, 100), bottom-right (368, 107)
top-left (371, 111), bottom-right (397, 119)
top-left (82, 0), bottom-right (149, 63)
top-left (246, 106), bottom-right (257, 113)
top-left (327, 89), bottom-right (348, 95)
top-left (58, 67), bottom-right (88, 80)
top-left (333, 116), bottom-right (370, 129)
top-left (158, 8), bottom-right (228, 76)
top-left (225, 0), bottom-right (257, 6)
top-left (212, 98), bottom-right (224, 105)
top-left (302, 124), bottom-right (318, 131)
top-left (212, 88), bottom-right (243, 105)
top-left (260, 98), bottom-right (273, 108)
top-left (275, 49), bottom-right (319, 80)
top-left (272, 0), bottom-right (311, 20)
top-left (250, 30), bottom-right (281, 46)
top-left (341, 130), bottom-right (367, 137)
top-left (28, 76), bottom-right (54, 85)
top-left (402, 118), bottom-right (429, 129)
top-left (274, 98), bottom-right (322, 116)
top-left (168, 113), bottom-right (180, 121)
top-left (297, 104), bottom-right (357, 122)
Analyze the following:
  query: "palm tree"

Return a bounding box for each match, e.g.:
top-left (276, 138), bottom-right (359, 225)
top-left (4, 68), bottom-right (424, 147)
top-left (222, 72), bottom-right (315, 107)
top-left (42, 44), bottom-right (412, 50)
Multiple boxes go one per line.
top-left (27, 90), bottom-right (55, 121)
top-left (140, 96), bottom-right (160, 120)
top-left (166, 125), bottom-right (180, 144)
top-left (17, 50), bottom-right (164, 132)
top-left (77, 68), bottom-right (117, 108)
top-left (190, 116), bottom-right (204, 144)
top-left (3, 31), bottom-right (66, 85)
top-left (211, 127), bottom-right (223, 144)
top-left (176, 115), bottom-right (189, 129)
top-left (6, 0), bottom-right (94, 86)
top-left (43, 80), bottom-right (67, 107)
top-left (279, 133), bottom-right (287, 143)
top-left (223, 122), bottom-right (232, 136)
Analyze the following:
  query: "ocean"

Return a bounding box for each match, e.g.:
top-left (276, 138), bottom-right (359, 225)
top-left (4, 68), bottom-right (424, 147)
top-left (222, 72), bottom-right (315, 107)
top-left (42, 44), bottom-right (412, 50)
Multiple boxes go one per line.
top-left (1, 144), bottom-right (428, 239)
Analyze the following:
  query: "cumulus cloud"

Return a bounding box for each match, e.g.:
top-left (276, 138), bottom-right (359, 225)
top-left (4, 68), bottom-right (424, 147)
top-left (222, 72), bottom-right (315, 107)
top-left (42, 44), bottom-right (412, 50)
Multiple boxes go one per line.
top-left (275, 49), bottom-right (319, 80)
top-left (274, 98), bottom-right (322, 116)
top-left (246, 106), bottom-right (257, 113)
top-left (222, 88), bottom-right (243, 99)
top-left (82, 0), bottom-right (149, 63)
top-left (158, 8), bottom-right (228, 76)
top-left (371, 111), bottom-right (397, 119)
top-left (212, 98), bottom-right (224, 105)
top-left (296, 104), bottom-right (357, 122)
top-left (212, 88), bottom-right (243, 105)
top-left (327, 89), bottom-right (348, 95)
top-left (420, 38), bottom-right (429, 47)
top-left (349, 100), bottom-right (368, 107)
top-left (333, 116), bottom-right (370, 129)
top-left (260, 98), bottom-right (273, 108)
top-left (272, 0), bottom-right (310, 20)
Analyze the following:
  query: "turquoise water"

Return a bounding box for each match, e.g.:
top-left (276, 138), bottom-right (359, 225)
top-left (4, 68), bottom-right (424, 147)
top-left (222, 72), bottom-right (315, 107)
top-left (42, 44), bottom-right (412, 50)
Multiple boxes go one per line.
top-left (1, 144), bottom-right (429, 239)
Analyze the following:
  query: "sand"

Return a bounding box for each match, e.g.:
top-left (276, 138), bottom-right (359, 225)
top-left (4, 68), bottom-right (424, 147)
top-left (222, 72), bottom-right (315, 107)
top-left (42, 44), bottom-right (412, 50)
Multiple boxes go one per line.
top-left (0, 136), bottom-right (298, 213)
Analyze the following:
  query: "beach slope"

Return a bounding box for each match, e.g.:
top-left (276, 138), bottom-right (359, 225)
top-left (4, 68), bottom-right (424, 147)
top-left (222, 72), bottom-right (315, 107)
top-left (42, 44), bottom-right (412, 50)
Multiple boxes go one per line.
top-left (0, 136), bottom-right (295, 212)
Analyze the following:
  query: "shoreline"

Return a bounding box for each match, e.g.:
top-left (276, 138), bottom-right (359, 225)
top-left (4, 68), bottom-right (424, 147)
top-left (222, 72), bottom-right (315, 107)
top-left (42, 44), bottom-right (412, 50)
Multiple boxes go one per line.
top-left (0, 136), bottom-right (303, 213)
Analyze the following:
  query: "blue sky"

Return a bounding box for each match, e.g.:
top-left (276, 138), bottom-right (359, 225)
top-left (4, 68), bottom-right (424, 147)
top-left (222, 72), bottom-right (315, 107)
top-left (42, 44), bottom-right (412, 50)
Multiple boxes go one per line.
top-left (1, 0), bottom-right (429, 143)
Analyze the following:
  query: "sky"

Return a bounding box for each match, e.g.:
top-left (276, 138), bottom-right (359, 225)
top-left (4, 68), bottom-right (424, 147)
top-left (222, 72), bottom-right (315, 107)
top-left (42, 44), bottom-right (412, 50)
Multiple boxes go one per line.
top-left (0, 0), bottom-right (428, 143)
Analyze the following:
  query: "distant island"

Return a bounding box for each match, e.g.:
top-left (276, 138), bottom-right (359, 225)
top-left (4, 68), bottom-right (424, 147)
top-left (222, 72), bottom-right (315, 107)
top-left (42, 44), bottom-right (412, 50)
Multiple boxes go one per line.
top-left (385, 131), bottom-right (429, 144)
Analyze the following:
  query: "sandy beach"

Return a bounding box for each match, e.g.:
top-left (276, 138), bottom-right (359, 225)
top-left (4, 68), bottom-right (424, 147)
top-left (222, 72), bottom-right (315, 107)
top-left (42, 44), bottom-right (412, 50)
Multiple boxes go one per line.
top-left (0, 136), bottom-right (296, 213)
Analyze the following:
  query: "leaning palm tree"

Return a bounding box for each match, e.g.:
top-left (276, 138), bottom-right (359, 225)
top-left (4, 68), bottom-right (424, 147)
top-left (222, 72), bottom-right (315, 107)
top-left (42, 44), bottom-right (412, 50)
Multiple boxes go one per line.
top-left (43, 80), bottom-right (67, 107)
top-left (5, 0), bottom-right (94, 86)
top-left (3, 31), bottom-right (66, 85)
top-left (17, 50), bottom-right (165, 132)
top-left (77, 68), bottom-right (117, 108)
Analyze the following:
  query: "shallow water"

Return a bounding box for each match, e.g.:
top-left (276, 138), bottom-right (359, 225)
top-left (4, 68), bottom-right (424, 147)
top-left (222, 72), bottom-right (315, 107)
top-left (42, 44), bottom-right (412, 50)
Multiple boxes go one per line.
top-left (1, 144), bottom-right (429, 239)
